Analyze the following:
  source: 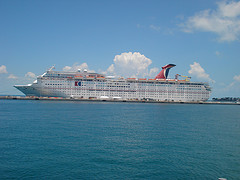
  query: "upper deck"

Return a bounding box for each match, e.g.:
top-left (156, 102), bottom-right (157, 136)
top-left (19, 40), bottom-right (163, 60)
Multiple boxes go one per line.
top-left (38, 70), bottom-right (209, 87)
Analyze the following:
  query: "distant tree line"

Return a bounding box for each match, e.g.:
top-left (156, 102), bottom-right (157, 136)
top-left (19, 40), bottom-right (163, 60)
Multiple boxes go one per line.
top-left (212, 97), bottom-right (240, 102)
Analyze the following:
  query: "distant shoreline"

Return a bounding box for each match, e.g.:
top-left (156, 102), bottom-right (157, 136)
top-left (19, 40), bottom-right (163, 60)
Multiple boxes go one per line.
top-left (1, 96), bottom-right (239, 105)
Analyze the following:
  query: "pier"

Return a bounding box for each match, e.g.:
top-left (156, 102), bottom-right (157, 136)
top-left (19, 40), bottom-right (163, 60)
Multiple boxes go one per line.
top-left (0, 96), bottom-right (239, 105)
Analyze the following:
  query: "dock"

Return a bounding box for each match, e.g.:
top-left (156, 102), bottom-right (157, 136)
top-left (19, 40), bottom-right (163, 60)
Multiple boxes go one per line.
top-left (0, 96), bottom-right (239, 105)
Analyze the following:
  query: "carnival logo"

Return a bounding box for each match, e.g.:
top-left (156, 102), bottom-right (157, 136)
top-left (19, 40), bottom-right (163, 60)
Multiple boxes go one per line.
top-left (75, 81), bottom-right (81, 86)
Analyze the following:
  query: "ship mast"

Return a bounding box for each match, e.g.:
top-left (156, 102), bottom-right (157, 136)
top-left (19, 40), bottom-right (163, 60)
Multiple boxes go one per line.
top-left (48, 65), bottom-right (55, 71)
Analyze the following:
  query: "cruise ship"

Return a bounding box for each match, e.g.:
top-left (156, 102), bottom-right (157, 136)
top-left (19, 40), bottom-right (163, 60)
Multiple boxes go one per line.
top-left (14, 64), bottom-right (211, 102)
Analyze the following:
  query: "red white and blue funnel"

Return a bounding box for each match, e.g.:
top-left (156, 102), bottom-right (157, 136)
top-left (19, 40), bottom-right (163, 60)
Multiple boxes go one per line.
top-left (155, 64), bottom-right (176, 79)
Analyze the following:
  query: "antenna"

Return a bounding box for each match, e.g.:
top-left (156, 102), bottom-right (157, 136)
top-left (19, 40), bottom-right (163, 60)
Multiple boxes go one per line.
top-left (48, 65), bottom-right (55, 71)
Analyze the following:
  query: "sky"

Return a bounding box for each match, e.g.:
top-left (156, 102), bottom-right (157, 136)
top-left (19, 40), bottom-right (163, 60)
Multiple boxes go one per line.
top-left (0, 0), bottom-right (240, 98)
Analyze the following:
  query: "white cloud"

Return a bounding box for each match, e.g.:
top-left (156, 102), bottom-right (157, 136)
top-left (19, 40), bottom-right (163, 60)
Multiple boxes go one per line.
top-left (150, 25), bottom-right (161, 31)
top-left (149, 67), bottom-right (159, 77)
top-left (65, 53), bottom-right (161, 78)
top-left (234, 74), bottom-right (240, 81)
top-left (63, 63), bottom-right (95, 73)
top-left (62, 66), bottom-right (72, 71)
top-left (218, 0), bottom-right (240, 17)
top-left (181, 0), bottom-right (240, 42)
top-left (188, 62), bottom-right (213, 82)
top-left (25, 72), bottom-right (36, 78)
top-left (176, 14), bottom-right (185, 20)
top-left (212, 74), bottom-right (240, 97)
top-left (137, 24), bottom-right (144, 28)
top-left (221, 81), bottom-right (240, 95)
top-left (8, 74), bottom-right (17, 79)
top-left (106, 64), bottom-right (115, 74)
top-left (215, 74), bottom-right (240, 96)
top-left (112, 52), bottom-right (153, 77)
top-left (100, 64), bottom-right (116, 75)
top-left (0, 65), bottom-right (7, 74)
top-left (215, 51), bottom-right (220, 56)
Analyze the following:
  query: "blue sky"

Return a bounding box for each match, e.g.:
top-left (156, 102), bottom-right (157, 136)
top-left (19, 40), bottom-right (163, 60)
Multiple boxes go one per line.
top-left (0, 0), bottom-right (240, 97)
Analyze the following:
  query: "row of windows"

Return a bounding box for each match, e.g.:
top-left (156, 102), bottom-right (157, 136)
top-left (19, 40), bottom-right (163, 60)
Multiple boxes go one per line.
top-left (50, 89), bottom-right (208, 100)
top-left (44, 83), bottom-right (204, 92)
top-left (53, 90), bottom-right (208, 98)
top-left (45, 83), bottom-right (64, 86)
top-left (43, 81), bottom-right (203, 88)
top-left (42, 78), bottom-right (205, 87)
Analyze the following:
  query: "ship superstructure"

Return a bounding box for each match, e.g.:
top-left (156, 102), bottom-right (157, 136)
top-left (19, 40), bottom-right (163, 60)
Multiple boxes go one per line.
top-left (14, 64), bottom-right (211, 102)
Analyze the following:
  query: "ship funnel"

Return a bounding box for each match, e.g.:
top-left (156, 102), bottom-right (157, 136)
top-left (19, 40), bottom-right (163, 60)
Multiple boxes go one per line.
top-left (155, 64), bottom-right (176, 79)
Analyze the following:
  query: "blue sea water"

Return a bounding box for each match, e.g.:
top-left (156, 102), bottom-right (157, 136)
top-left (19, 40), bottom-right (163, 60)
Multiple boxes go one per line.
top-left (0, 100), bottom-right (239, 180)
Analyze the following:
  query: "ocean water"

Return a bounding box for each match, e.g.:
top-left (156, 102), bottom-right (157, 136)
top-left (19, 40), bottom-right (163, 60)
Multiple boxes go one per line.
top-left (0, 100), bottom-right (239, 180)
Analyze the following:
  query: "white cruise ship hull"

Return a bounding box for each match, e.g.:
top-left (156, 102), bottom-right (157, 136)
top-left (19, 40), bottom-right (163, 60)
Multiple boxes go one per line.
top-left (14, 65), bottom-right (211, 102)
